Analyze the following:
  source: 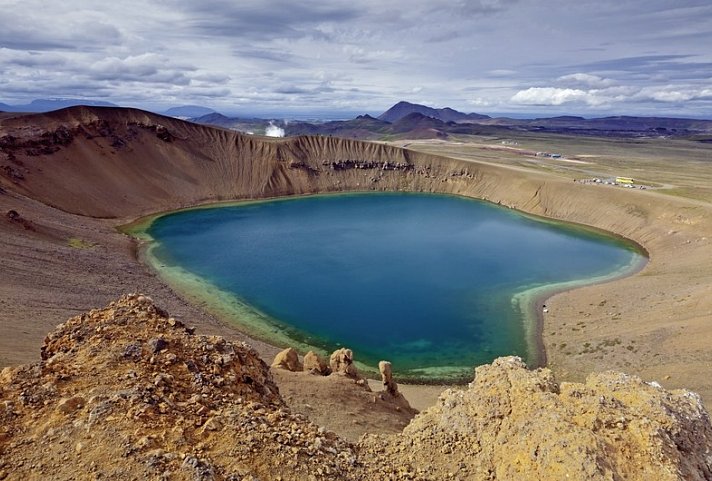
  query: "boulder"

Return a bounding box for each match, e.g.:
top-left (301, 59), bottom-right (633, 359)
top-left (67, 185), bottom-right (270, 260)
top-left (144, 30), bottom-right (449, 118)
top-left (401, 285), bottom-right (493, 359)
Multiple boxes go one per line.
top-left (329, 348), bottom-right (360, 378)
top-left (303, 351), bottom-right (330, 375)
top-left (56, 396), bottom-right (86, 415)
top-left (377, 360), bottom-right (415, 413)
top-left (378, 361), bottom-right (398, 396)
top-left (271, 347), bottom-right (302, 372)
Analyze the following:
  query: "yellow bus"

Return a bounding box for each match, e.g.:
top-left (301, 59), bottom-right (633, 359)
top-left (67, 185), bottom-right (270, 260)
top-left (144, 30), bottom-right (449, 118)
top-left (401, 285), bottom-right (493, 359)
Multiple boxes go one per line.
top-left (615, 176), bottom-right (634, 185)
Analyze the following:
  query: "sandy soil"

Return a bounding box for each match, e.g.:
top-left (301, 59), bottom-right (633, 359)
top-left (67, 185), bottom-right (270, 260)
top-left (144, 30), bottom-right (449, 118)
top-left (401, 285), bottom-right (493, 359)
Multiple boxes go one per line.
top-left (2, 106), bottom-right (712, 413)
top-left (0, 189), bottom-right (283, 367)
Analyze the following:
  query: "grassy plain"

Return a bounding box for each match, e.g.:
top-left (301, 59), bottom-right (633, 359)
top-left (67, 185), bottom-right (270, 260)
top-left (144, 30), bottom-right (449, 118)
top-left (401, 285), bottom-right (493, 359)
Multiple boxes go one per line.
top-left (390, 133), bottom-right (712, 203)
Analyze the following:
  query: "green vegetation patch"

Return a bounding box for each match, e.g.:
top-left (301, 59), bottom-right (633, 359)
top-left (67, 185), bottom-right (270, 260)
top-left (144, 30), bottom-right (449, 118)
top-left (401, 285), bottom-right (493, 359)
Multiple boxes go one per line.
top-left (67, 237), bottom-right (95, 249)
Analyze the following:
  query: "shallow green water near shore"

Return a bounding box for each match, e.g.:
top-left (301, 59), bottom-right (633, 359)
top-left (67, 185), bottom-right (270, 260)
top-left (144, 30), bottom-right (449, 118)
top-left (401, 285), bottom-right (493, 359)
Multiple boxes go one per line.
top-left (145, 193), bottom-right (643, 381)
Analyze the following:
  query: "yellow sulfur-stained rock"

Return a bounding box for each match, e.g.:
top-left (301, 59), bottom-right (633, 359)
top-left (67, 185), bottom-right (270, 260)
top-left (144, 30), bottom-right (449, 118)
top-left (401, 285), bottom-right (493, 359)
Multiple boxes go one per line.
top-left (271, 347), bottom-right (302, 372)
top-left (359, 356), bottom-right (712, 481)
top-left (303, 351), bottom-right (330, 375)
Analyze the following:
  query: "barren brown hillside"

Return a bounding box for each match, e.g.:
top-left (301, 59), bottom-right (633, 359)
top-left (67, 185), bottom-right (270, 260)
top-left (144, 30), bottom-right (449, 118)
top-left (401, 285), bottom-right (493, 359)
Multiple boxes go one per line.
top-left (1, 105), bottom-right (712, 406)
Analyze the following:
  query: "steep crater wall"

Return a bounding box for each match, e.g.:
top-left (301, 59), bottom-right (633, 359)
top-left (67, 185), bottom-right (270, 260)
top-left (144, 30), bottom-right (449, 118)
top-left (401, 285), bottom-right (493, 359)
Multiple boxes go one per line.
top-left (2, 107), bottom-right (712, 404)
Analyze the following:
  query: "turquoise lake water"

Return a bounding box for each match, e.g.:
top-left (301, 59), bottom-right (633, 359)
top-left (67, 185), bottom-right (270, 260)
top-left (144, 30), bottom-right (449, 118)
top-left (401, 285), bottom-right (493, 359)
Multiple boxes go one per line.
top-left (147, 193), bottom-right (643, 380)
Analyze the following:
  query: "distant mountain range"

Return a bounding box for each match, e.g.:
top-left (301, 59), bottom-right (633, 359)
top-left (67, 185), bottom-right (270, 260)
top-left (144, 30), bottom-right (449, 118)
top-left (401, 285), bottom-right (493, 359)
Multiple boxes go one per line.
top-left (0, 100), bottom-right (216, 119)
top-left (3, 99), bottom-right (711, 141)
top-left (162, 105), bottom-right (216, 118)
top-left (188, 101), bottom-right (712, 141)
top-left (0, 98), bottom-right (118, 112)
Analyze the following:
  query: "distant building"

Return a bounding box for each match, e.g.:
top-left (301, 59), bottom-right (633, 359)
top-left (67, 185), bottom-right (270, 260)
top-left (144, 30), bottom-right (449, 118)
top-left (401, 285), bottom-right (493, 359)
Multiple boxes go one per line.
top-left (616, 176), bottom-right (634, 184)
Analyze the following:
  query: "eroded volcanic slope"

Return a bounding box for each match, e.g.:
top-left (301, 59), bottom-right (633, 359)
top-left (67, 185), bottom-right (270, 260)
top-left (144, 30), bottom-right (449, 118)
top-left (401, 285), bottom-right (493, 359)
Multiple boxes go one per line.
top-left (0, 106), bottom-right (466, 218)
top-left (1, 295), bottom-right (710, 480)
top-left (3, 106), bottom-right (712, 401)
top-left (2, 107), bottom-right (712, 479)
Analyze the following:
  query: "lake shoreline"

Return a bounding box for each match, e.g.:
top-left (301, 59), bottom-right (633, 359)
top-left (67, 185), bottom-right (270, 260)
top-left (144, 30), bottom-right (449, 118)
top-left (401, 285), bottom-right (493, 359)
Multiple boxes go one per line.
top-left (123, 192), bottom-right (647, 384)
top-left (521, 251), bottom-right (648, 369)
top-left (3, 109), bottom-right (712, 418)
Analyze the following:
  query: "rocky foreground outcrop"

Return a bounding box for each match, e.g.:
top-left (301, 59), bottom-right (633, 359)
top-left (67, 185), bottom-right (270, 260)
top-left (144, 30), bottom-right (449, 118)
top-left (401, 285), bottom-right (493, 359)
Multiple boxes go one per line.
top-left (360, 357), bottom-right (712, 480)
top-left (0, 295), bottom-right (357, 480)
top-left (1, 296), bottom-right (711, 481)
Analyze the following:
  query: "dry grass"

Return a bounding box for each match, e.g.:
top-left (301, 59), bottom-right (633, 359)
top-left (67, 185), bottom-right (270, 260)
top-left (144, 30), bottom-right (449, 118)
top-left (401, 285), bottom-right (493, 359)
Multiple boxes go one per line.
top-left (392, 133), bottom-right (712, 203)
top-left (67, 237), bottom-right (95, 249)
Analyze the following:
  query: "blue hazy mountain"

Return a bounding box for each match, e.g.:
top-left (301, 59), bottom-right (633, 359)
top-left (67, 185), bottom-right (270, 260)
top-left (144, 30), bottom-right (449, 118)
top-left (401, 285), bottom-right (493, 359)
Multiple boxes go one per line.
top-left (163, 105), bottom-right (217, 118)
top-left (378, 101), bottom-right (490, 123)
top-left (0, 98), bottom-right (118, 112)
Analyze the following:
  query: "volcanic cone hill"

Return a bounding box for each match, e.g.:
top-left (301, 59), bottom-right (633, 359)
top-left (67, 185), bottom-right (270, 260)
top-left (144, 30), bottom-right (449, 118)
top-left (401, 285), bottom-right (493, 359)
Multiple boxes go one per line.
top-left (377, 101), bottom-right (490, 123)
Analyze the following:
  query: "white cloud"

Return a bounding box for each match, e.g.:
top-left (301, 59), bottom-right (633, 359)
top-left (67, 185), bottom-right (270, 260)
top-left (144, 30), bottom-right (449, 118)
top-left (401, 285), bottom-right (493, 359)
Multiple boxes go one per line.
top-left (84, 54), bottom-right (202, 88)
top-left (512, 83), bottom-right (712, 109)
top-left (468, 97), bottom-right (494, 107)
top-left (557, 73), bottom-right (615, 88)
top-left (635, 86), bottom-right (712, 103)
top-left (646, 89), bottom-right (693, 102)
top-left (0, 48), bottom-right (57, 63)
top-left (511, 87), bottom-right (596, 106)
top-left (487, 69), bottom-right (517, 77)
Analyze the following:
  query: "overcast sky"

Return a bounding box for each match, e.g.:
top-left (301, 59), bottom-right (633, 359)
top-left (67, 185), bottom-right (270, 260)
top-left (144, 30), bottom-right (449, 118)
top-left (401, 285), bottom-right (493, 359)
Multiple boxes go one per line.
top-left (2, 0), bottom-right (712, 117)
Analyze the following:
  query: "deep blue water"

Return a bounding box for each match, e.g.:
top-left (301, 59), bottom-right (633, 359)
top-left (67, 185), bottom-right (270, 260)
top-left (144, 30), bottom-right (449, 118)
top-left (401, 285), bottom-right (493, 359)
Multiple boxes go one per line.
top-left (148, 193), bottom-right (642, 380)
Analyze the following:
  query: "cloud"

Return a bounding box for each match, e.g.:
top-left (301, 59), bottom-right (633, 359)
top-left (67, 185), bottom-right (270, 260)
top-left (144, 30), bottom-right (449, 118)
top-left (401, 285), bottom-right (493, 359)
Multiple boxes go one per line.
top-left (468, 97), bottom-right (494, 107)
top-left (487, 69), bottom-right (518, 78)
top-left (557, 73), bottom-right (615, 88)
top-left (511, 88), bottom-right (597, 106)
top-left (0, 7), bottom-right (122, 51)
top-left (231, 47), bottom-right (294, 64)
top-left (0, 49), bottom-right (67, 68)
top-left (427, 31), bottom-right (461, 43)
top-left (173, 0), bottom-right (361, 41)
top-left (342, 45), bottom-right (405, 64)
top-left (89, 54), bottom-right (195, 85)
top-left (571, 54), bottom-right (696, 75)
top-left (448, 0), bottom-right (520, 16)
top-left (192, 72), bottom-right (231, 84)
top-left (636, 86), bottom-right (712, 103)
top-left (1, 0), bottom-right (712, 116)
top-left (183, 86), bottom-right (232, 99)
top-left (511, 83), bottom-right (712, 108)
